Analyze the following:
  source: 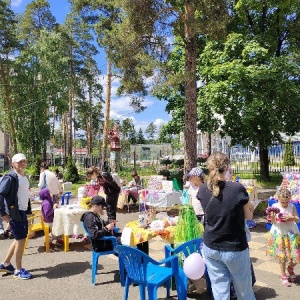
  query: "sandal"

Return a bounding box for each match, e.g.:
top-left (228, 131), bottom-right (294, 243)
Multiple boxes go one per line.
top-left (280, 275), bottom-right (291, 287)
top-left (287, 266), bottom-right (297, 282)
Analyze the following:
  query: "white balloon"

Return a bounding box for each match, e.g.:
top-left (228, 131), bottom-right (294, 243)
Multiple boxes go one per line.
top-left (183, 252), bottom-right (205, 280)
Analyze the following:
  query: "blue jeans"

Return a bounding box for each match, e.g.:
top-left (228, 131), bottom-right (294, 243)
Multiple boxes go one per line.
top-left (202, 244), bottom-right (256, 300)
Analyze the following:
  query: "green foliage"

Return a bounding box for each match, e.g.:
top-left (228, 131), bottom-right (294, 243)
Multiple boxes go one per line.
top-left (157, 169), bottom-right (171, 180)
top-left (173, 159), bottom-right (184, 167)
top-left (255, 201), bottom-right (268, 214)
top-left (136, 128), bottom-right (146, 144)
top-left (160, 158), bottom-right (172, 166)
top-left (145, 122), bottom-right (157, 141)
top-left (33, 156), bottom-right (42, 176)
top-left (64, 156), bottom-right (80, 183)
top-left (283, 138), bottom-right (295, 166)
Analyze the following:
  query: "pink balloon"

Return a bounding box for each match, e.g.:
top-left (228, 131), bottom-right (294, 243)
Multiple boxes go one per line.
top-left (183, 253), bottom-right (205, 280)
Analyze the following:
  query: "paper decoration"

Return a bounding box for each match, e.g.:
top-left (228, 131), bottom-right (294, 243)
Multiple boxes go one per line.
top-left (121, 227), bottom-right (133, 246)
top-left (161, 180), bottom-right (173, 192)
top-left (147, 176), bottom-right (163, 190)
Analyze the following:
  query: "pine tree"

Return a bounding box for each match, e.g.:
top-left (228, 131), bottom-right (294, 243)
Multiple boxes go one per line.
top-left (64, 156), bottom-right (80, 182)
top-left (283, 138), bottom-right (295, 166)
top-left (136, 128), bottom-right (146, 144)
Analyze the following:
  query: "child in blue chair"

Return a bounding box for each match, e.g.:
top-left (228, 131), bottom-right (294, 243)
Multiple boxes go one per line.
top-left (80, 196), bottom-right (121, 252)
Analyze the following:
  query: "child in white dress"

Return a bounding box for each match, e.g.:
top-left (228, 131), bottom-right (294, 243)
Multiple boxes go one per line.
top-left (266, 187), bottom-right (300, 286)
top-left (186, 167), bottom-right (205, 222)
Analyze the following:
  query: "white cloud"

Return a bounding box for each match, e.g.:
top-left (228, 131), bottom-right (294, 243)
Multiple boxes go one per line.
top-left (99, 75), bottom-right (169, 132)
top-left (153, 118), bottom-right (166, 129)
top-left (11, 0), bottom-right (23, 8)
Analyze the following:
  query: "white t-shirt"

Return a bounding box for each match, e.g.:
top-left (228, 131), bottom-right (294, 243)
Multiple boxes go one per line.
top-left (17, 174), bottom-right (30, 211)
top-left (38, 170), bottom-right (61, 195)
top-left (188, 184), bottom-right (204, 216)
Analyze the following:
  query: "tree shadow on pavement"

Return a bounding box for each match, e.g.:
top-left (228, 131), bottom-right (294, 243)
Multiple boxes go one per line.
top-left (249, 222), bottom-right (268, 234)
top-left (29, 261), bottom-right (90, 279)
top-left (254, 286), bottom-right (277, 299)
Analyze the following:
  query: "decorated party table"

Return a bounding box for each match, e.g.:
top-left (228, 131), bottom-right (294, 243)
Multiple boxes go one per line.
top-left (121, 207), bottom-right (204, 247)
top-left (52, 205), bottom-right (87, 252)
top-left (139, 189), bottom-right (182, 208)
top-left (121, 220), bottom-right (177, 246)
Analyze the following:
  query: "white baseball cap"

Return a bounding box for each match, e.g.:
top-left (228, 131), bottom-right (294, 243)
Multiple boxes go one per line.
top-left (12, 153), bottom-right (26, 163)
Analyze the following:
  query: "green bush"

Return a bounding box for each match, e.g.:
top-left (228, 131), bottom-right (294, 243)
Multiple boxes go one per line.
top-left (255, 201), bottom-right (267, 214)
top-left (158, 169), bottom-right (171, 180)
top-left (64, 156), bottom-right (80, 183)
top-left (173, 159), bottom-right (184, 167)
top-left (33, 156), bottom-right (41, 176)
top-left (283, 138), bottom-right (295, 166)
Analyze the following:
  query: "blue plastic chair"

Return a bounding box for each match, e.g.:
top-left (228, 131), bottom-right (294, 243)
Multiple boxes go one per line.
top-left (61, 191), bottom-right (71, 205)
top-left (116, 245), bottom-right (186, 300)
top-left (164, 238), bottom-right (212, 296)
top-left (81, 222), bottom-right (118, 285)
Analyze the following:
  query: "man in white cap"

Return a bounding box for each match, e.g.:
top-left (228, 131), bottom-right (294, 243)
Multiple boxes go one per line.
top-left (0, 153), bottom-right (32, 279)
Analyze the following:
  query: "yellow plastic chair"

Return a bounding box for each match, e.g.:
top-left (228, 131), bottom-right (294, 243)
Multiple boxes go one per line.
top-left (23, 211), bottom-right (50, 254)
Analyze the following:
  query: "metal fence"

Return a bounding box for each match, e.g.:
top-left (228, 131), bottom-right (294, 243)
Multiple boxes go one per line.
top-left (225, 142), bottom-right (300, 175)
top-left (2, 142), bottom-right (300, 175)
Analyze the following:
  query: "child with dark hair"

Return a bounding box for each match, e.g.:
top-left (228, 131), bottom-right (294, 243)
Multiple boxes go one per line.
top-left (85, 166), bottom-right (105, 197)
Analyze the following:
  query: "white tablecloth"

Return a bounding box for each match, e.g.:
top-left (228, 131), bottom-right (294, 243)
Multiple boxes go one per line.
top-left (52, 206), bottom-right (87, 236)
top-left (142, 190), bottom-right (182, 208)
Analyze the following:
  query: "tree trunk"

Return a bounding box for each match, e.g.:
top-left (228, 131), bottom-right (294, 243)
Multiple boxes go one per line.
top-left (259, 145), bottom-right (270, 180)
top-left (183, 1), bottom-right (197, 173)
top-left (101, 59), bottom-right (112, 167)
top-left (63, 112), bottom-right (68, 164)
top-left (68, 85), bottom-right (73, 157)
top-left (204, 133), bottom-right (211, 155)
top-left (0, 58), bottom-right (17, 154)
top-left (88, 83), bottom-right (93, 156)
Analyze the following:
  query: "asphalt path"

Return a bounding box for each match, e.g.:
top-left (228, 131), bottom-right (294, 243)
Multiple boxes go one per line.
top-left (0, 195), bottom-right (299, 300)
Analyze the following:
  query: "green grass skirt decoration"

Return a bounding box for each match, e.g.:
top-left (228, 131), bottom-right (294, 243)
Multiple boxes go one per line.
top-left (174, 205), bottom-right (204, 247)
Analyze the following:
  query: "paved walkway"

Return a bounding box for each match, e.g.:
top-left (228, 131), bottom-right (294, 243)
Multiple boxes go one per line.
top-left (0, 200), bottom-right (299, 299)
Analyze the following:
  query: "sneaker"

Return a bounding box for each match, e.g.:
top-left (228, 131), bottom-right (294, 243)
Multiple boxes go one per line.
top-left (0, 263), bottom-right (15, 274)
top-left (13, 269), bottom-right (32, 280)
top-left (55, 238), bottom-right (64, 245)
top-left (4, 230), bottom-right (14, 239)
top-left (0, 233), bottom-right (7, 240)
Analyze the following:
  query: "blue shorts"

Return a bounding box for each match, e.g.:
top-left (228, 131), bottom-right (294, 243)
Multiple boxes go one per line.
top-left (10, 210), bottom-right (28, 240)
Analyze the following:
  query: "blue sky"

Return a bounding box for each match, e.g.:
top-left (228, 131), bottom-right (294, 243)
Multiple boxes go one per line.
top-left (11, 0), bottom-right (171, 134)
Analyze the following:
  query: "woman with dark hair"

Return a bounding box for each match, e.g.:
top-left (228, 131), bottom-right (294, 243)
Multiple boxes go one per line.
top-left (127, 171), bottom-right (143, 206)
top-left (197, 151), bottom-right (255, 299)
top-left (102, 172), bottom-right (121, 222)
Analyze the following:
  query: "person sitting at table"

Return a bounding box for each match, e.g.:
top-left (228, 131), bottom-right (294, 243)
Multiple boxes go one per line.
top-left (127, 171), bottom-right (143, 206)
top-left (39, 188), bottom-right (63, 247)
top-left (80, 196), bottom-right (121, 252)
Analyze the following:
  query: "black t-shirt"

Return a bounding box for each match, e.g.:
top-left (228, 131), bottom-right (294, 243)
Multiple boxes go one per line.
top-left (197, 181), bottom-right (249, 252)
